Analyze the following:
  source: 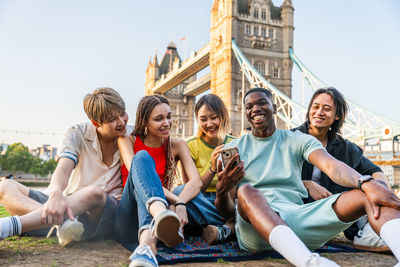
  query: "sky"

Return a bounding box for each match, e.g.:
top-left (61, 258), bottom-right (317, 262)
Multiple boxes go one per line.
top-left (0, 0), bottom-right (399, 151)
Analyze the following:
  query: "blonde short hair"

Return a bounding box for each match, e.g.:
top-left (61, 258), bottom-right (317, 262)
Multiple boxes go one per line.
top-left (83, 87), bottom-right (125, 124)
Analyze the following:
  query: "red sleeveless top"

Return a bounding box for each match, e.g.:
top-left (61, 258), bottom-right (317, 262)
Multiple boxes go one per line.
top-left (121, 136), bottom-right (167, 187)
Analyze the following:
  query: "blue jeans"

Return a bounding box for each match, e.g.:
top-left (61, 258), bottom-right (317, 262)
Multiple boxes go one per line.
top-left (203, 192), bottom-right (216, 205)
top-left (114, 150), bottom-right (168, 251)
top-left (173, 185), bottom-right (225, 228)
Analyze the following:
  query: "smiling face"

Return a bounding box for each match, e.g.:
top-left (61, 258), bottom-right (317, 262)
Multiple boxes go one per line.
top-left (146, 103), bottom-right (172, 140)
top-left (244, 91), bottom-right (276, 137)
top-left (97, 110), bottom-right (128, 139)
top-left (308, 93), bottom-right (339, 130)
top-left (197, 105), bottom-right (221, 140)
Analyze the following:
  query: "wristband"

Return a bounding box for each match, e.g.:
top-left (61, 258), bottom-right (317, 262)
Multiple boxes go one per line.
top-left (175, 202), bottom-right (187, 208)
top-left (358, 175), bottom-right (374, 193)
top-left (209, 166), bottom-right (216, 175)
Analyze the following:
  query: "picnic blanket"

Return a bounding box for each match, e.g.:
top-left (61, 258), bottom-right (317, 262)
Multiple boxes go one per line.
top-left (156, 236), bottom-right (361, 264)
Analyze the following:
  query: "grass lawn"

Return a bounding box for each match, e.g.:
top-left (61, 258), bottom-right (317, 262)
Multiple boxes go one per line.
top-left (0, 206), bottom-right (10, 218)
top-left (0, 206), bottom-right (59, 251)
top-left (0, 206), bottom-right (396, 266)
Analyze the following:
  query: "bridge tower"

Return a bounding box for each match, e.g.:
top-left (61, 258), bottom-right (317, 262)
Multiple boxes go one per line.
top-left (145, 42), bottom-right (196, 137)
top-left (210, 0), bottom-right (294, 134)
top-left (145, 0), bottom-right (294, 137)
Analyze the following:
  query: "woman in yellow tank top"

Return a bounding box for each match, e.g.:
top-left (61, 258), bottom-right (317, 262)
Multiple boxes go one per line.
top-left (185, 94), bottom-right (236, 244)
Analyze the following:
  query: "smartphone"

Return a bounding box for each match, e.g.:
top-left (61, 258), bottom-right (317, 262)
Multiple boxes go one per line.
top-left (221, 147), bottom-right (240, 168)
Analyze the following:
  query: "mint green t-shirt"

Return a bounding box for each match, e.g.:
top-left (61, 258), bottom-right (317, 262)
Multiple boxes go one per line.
top-left (224, 129), bottom-right (324, 205)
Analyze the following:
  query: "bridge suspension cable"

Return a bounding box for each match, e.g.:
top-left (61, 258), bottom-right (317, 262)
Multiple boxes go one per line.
top-left (232, 39), bottom-right (306, 130)
top-left (231, 39), bottom-right (400, 140)
top-left (289, 48), bottom-right (400, 140)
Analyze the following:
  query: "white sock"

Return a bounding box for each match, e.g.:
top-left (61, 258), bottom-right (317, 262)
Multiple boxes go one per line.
top-left (0, 216), bottom-right (22, 239)
top-left (380, 218), bottom-right (400, 261)
top-left (269, 225), bottom-right (312, 267)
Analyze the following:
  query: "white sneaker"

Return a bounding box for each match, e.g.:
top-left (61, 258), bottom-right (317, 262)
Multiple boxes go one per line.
top-left (150, 210), bottom-right (183, 247)
top-left (353, 227), bottom-right (390, 252)
top-left (304, 253), bottom-right (340, 267)
top-left (47, 218), bottom-right (84, 246)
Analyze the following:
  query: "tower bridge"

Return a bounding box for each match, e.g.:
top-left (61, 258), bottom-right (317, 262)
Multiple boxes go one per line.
top-left (146, 0), bottom-right (294, 137)
top-left (150, 43), bottom-right (211, 96)
top-left (144, 0), bottom-right (400, 180)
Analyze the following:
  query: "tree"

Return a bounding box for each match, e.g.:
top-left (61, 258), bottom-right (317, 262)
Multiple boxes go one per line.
top-left (40, 159), bottom-right (57, 177)
top-left (0, 154), bottom-right (4, 171)
top-left (29, 157), bottom-right (43, 177)
top-left (1, 143), bottom-right (33, 177)
top-left (1, 142), bottom-right (58, 178)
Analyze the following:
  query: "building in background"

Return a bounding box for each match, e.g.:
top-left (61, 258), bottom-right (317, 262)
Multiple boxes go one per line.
top-left (145, 0), bottom-right (294, 137)
top-left (209, 0), bottom-right (294, 133)
top-left (145, 42), bottom-right (196, 137)
top-left (30, 144), bottom-right (57, 161)
top-left (0, 143), bottom-right (9, 155)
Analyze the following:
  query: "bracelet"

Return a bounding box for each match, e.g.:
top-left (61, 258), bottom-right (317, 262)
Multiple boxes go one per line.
top-left (175, 202), bottom-right (187, 208)
top-left (209, 166), bottom-right (216, 175)
top-left (358, 175), bottom-right (374, 193)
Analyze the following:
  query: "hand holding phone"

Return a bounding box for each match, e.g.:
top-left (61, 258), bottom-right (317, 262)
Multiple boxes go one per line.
top-left (221, 147), bottom-right (240, 168)
top-left (216, 147), bottom-right (245, 196)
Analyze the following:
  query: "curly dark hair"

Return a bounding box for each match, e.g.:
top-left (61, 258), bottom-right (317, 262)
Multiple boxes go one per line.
top-left (305, 87), bottom-right (349, 139)
top-left (243, 87), bottom-right (273, 104)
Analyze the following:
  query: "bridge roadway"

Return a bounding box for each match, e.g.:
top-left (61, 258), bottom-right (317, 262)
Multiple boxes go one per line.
top-left (152, 43), bottom-right (210, 95)
top-left (183, 73), bottom-right (211, 96)
top-left (148, 40), bottom-right (400, 163)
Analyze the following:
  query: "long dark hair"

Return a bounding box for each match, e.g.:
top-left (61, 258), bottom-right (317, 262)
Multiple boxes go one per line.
top-left (305, 87), bottom-right (349, 139)
top-left (133, 95), bottom-right (177, 189)
top-left (133, 95), bottom-right (169, 137)
top-left (194, 94), bottom-right (231, 140)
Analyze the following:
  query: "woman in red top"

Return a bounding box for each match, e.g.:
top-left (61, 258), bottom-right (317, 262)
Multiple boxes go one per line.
top-left (115, 95), bottom-right (203, 267)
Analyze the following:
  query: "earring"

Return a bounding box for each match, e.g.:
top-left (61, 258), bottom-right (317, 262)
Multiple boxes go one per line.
top-left (144, 126), bottom-right (148, 136)
top-left (329, 127), bottom-right (332, 131)
top-left (90, 120), bottom-right (99, 128)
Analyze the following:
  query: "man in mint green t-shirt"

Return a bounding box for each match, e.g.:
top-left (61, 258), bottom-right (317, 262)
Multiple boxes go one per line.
top-left (215, 88), bottom-right (400, 267)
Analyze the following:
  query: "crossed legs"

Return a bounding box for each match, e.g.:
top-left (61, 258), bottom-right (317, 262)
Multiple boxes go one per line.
top-left (237, 184), bottom-right (400, 266)
top-left (237, 184), bottom-right (400, 242)
top-left (0, 180), bottom-right (41, 215)
top-left (0, 183), bottom-right (107, 235)
top-left (333, 189), bottom-right (400, 260)
top-left (332, 189), bottom-right (400, 234)
top-left (237, 184), bottom-right (284, 240)
top-left (115, 150), bottom-right (182, 256)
